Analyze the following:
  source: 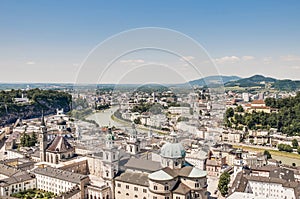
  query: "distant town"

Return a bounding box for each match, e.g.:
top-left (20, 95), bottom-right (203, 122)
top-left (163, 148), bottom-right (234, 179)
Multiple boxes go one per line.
top-left (0, 74), bottom-right (299, 199)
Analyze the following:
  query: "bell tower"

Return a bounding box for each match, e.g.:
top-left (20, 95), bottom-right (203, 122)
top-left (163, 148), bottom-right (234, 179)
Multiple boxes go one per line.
top-left (102, 128), bottom-right (119, 180)
top-left (39, 113), bottom-right (47, 162)
top-left (126, 123), bottom-right (140, 155)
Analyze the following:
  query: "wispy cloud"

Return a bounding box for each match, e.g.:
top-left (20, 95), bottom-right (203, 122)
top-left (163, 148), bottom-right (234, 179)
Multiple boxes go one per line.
top-left (242, 56), bottom-right (255, 61)
top-left (179, 56), bottom-right (195, 62)
top-left (26, 61), bottom-right (36, 65)
top-left (280, 55), bottom-right (300, 62)
top-left (120, 59), bottom-right (145, 64)
top-left (214, 56), bottom-right (240, 64)
top-left (263, 57), bottom-right (272, 64)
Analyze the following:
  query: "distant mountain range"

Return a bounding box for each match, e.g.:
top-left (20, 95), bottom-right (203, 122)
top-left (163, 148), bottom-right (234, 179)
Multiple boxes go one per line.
top-left (188, 75), bottom-right (241, 86)
top-left (0, 75), bottom-right (299, 91)
top-left (224, 75), bottom-right (300, 91)
top-left (187, 75), bottom-right (300, 91)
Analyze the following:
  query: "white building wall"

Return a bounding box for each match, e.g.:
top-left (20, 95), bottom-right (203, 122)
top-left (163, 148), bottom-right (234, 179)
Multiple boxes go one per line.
top-left (35, 174), bottom-right (77, 195)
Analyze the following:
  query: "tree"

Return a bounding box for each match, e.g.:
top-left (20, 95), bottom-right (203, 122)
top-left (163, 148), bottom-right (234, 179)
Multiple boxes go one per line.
top-left (133, 118), bottom-right (141, 125)
top-left (263, 150), bottom-right (272, 159)
top-left (249, 138), bottom-right (254, 145)
top-left (218, 172), bottom-right (230, 197)
top-left (225, 108), bottom-right (234, 118)
top-left (235, 105), bottom-right (244, 112)
top-left (292, 139), bottom-right (299, 149)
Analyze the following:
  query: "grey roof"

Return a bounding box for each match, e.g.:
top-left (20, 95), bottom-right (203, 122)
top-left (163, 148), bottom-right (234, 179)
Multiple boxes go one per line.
top-left (115, 171), bottom-right (149, 187)
top-left (269, 167), bottom-right (295, 181)
top-left (172, 182), bottom-right (191, 195)
top-left (55, 186), bottom-right (80, 199)
top-left (148, 169), bottom-right (174, 181)
top-left (0, 173), bottom-right (35, 187)
top-left (0, 164), bottom-right (20, 177)
top-left (33, 167), bottom-right (88, 184)
top-left (180, 166), bottom-right (207, 178)
top-left (124, 158), bottom-right (162, 173)
top-left (148, 166), bottom-right (207, 181)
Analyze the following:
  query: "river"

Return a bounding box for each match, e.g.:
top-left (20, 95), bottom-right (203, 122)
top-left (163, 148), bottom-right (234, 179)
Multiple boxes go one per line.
top-left (86, 106), bottom-right (123, 127)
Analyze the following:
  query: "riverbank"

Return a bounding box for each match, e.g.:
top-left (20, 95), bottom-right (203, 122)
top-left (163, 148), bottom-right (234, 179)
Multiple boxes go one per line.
top-left (110, 113), bottom-right (169, 135)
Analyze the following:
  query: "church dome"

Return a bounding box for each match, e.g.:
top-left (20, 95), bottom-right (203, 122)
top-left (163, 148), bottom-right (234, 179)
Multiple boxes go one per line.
top-left (160, 142), bottom-right (186, 159)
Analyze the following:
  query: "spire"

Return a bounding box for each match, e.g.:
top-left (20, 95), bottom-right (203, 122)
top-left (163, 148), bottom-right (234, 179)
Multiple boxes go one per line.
top-left (41, 110), bottom-right (46, 127)
top-left (169, 127), bottom-right (178, 143)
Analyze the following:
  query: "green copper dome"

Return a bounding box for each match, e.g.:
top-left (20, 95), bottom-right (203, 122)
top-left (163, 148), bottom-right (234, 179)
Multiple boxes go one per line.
top-left (160, 142), bottom-right (186, 159)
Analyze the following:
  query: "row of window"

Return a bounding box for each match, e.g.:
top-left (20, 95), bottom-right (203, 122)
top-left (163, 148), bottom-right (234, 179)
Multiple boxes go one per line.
top-left (117, 183), bottom-right (147, 193)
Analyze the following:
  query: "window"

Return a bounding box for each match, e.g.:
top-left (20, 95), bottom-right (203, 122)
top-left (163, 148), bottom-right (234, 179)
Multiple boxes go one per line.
top-left (154, 185), bottom-right (157, 190)
top-left (135, 195), bottom-right (138, 198)
top-left (134, 187), bottom-right (138, 191)
top-left (126, 193), bottom-right (129, 196)
top-left (117, 183), bottom-right (121, 187)
top-left (126, 185), bottom-right (129, 189)
top-left (165, 197), bottom-right (169, 199)
top-left (153, 197), bottom-right (157, 199)
top-left (195, 183), bottom-right (200, 188)
top-left (143, 189), bottom-right (147, 193)
top-left (176, 197), bottom-right (180, 199)
top-left (164, 185), bottom-right (169, 191)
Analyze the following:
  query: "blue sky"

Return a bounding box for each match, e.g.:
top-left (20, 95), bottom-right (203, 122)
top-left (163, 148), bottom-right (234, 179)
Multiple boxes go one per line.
top-left (0, 0), bottom-right (300, 83)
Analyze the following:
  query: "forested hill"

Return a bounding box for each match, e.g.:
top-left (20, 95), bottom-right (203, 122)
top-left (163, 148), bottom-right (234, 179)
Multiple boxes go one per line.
top-left (224, 75), bottom-right (300, 91)
top-left (0, 89), bottom-right (72, 126)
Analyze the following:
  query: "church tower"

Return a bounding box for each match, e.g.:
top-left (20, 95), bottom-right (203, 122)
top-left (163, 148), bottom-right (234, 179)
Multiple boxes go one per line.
top-left (39, 113), bottom-right (47, 162)
top-left (102, 128), bottom-right (119, 180)
top-left (126, 123), bottom-right (140, 155)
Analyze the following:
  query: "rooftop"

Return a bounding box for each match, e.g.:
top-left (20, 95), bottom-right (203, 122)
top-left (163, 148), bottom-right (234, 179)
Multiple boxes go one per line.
top-left (124, 158), bottom-right (162, 173)
top-left (0, 173), bottom-right (35, 187)
top-left (115, 171), bottom-right (149, 187)
top-left (33, 167), bottom-right (88, 184)
top-left (46, 136), bottom-right (74, 153)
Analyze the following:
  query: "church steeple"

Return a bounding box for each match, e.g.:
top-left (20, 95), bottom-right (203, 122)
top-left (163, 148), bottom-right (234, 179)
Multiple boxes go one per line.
top-left (129, 122), bottom-right (137, 142)
top-left (39, 111), bottom-right (47, 162)
top-left (102, 128), bottom-right (119, 180)
top-left (41, 111), bottom-right (46, 127)
top-left (126, 123), bottom-right (140, 155)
